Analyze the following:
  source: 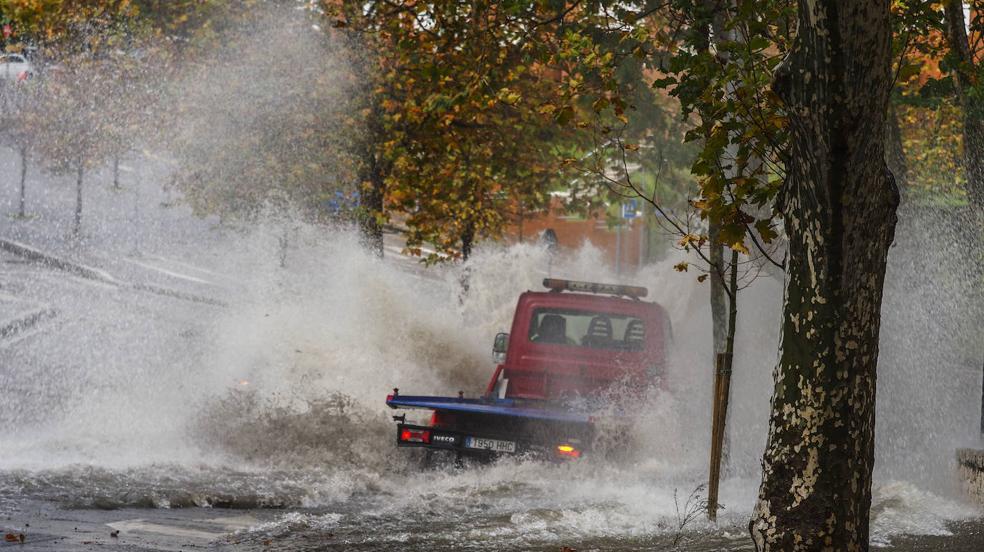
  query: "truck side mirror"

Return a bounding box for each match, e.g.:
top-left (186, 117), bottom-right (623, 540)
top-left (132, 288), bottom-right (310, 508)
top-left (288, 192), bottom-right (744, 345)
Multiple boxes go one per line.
top-left (492, 332), bottom-right (509, 364)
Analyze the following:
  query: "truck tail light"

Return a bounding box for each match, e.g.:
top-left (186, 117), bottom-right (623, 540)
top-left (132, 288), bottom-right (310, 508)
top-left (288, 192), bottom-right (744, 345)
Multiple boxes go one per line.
top-left (400, 429), bottom-right (431, 444)
top-left (556, 444), bottom-right (581, 459)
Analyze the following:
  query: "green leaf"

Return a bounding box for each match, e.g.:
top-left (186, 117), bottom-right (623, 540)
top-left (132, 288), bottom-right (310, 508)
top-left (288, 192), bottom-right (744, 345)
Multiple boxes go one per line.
top-left (755, 219), bottom-right (779, 244)
top-left (555, 105), bottom-right (575, 126)
top-left (896, 62), bottom-right (922, 83)
top-left (748, 36), bottom-right (770, 52)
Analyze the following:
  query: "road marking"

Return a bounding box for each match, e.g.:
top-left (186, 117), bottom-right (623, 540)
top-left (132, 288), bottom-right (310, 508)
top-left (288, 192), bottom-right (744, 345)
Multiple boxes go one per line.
top-left (123, 257), bottom-right (215, 285)
top-left (143, 254), bottom-right (236, 280)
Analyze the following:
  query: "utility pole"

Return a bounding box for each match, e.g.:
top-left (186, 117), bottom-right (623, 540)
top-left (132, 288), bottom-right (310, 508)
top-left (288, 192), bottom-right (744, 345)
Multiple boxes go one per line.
top-left (614, 223), bottom-right (622, 275)
top-left (617, 199), bottom-right (638, 275)
top-left (637, 201), bottom-right (647, 268)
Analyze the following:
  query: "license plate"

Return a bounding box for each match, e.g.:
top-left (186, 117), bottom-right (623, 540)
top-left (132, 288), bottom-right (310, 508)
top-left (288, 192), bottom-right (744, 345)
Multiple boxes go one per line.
top-left (464, 436), bottom-right (516, 453)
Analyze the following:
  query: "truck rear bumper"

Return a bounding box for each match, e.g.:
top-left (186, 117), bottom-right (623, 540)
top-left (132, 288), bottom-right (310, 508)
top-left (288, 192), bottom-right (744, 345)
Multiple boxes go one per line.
top-left (394, 423), bottom-right (583, 460)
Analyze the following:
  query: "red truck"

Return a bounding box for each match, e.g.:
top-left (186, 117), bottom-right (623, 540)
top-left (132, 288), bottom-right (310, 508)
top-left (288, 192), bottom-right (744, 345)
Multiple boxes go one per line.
top-left (386, 278), bottom-right (671, 462)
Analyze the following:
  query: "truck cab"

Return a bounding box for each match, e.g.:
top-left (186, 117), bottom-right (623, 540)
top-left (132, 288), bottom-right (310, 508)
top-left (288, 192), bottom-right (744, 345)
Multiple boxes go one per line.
top-left (386, 278), bottom-right (671, 462)
top-left (486, 279), bottom-right (670, 402)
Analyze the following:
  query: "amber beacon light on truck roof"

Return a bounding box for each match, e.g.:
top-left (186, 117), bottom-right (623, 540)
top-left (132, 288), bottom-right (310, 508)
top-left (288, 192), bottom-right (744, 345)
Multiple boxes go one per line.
top-left (542, 278), bottom-right (648, 299)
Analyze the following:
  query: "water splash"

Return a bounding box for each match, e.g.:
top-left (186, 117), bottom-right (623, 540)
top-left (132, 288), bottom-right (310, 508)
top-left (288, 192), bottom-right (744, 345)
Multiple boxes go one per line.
top-left (1, 212), bottom-right (977, 549)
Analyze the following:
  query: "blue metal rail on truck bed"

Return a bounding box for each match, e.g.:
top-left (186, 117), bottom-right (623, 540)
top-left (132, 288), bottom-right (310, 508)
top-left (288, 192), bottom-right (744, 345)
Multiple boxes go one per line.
top-left (385, 393), bottom-right (593, 424)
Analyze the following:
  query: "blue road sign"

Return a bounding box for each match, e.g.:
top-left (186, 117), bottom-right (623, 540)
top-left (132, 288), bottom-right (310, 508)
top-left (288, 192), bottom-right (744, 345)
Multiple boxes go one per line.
top-left (622, 199), bottom-right (638, 219)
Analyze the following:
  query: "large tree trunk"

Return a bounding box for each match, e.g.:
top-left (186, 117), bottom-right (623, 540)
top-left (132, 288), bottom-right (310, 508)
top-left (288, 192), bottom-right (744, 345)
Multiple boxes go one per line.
top-left (750, 1), bottom-right (898, 550)
top-left (943, 0), bottom-right (984, 212)
top-left (74, 162), bottom-right (85, 236)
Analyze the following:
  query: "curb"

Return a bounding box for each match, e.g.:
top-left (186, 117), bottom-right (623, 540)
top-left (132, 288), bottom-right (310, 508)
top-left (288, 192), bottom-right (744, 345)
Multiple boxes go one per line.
top-left (958, 447), bottom-right (984, 503)
top-left (0, 238), bottom-right (227, 308)
top-left (0, 239), bottom-right (118, 285)
top-left (130, 282), bottom-right (228, 307)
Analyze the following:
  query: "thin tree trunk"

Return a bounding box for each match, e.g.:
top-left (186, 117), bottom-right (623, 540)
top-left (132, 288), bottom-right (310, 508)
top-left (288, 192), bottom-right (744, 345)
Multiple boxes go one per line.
top-left (112, 156), bottom-right (121, 190)
top-left (131, 184), bottom-right (140, 255)
top-left (460, 219), bottom-right (476, 261)
top-left (360, 158), bottom-right (385, 257)
top-left (696, 0), bottom-right (728, 411)
top-left (74, 162), bottom-right (85, 236)
top-left (708, 249), bottom-right (739, 520)
top-left (278, 227), bottom-right (289, 268)
top-left (359, 99), bottom-right (386, 258)
top-left (750, 1), bottom-right (898, 549)
top-left (518, 201), bottom-right (525, 243)
top-left (18, 146), bottom-right (27, 218)
top-left (709, 0), bottom-right (740, 477)
top-left (709, 221), bottom-right (729, 356)
top-left (725, 250), bottom-right (738, 362)
top-left (943, 0), bottom-right (984, 212)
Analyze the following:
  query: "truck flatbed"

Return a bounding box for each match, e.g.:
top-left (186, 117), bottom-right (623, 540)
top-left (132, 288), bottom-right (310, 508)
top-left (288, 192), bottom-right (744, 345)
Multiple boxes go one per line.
top-left (385, 393), bottom-right (592, 424)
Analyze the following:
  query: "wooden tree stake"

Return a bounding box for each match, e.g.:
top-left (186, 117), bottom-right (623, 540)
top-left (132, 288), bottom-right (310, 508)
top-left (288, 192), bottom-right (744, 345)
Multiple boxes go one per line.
top-left (708, 351), bottom-right (733, 521)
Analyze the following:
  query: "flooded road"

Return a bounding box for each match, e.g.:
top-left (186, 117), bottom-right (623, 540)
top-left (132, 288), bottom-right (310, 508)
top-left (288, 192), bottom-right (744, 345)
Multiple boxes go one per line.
top-left (1, 170), bottom-right (982, 550)
top-left (1, 475), bottom-right (982, 551)
top-left (2, 463), bottom-right (982, 551)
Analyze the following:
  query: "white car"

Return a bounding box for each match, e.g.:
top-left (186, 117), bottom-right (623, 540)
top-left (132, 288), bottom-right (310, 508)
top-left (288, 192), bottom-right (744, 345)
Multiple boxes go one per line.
top-left (0, 54), bottom-right (33, 82)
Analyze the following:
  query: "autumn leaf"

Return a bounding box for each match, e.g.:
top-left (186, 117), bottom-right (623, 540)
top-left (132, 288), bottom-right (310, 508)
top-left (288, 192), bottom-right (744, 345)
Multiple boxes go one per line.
top-left (678, 233), bottom-right (705, 249)
top-left (555, 105), bottom-right (575, 125)
top-left (755, 219), bottom-right (779, 244)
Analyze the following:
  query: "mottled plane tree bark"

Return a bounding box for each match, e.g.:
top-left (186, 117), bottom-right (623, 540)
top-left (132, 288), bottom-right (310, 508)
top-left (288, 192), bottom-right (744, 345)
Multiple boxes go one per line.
top-left (749, 0), bottom-right (899, 550)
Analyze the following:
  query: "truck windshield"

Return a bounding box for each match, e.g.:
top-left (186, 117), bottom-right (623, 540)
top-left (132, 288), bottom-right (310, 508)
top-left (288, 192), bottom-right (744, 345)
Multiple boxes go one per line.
top-left (528, 308), bottom-right (645, 351)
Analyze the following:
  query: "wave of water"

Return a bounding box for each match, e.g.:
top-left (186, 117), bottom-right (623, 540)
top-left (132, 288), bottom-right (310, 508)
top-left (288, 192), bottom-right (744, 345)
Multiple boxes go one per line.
top-left (0, 218), bottom-right (980, 548)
